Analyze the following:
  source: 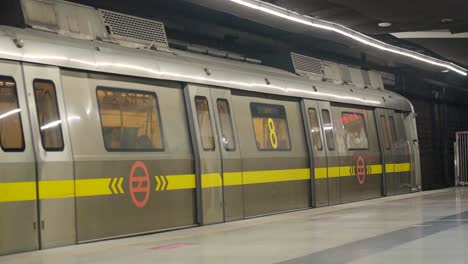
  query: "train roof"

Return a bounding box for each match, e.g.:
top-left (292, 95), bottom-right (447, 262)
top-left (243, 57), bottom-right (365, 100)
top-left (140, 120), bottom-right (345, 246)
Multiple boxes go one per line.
top-left (0, 25), bottom-right (413, 112)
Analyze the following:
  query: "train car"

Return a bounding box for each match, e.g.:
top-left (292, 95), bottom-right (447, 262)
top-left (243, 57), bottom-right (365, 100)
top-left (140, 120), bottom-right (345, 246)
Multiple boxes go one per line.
top-left (0, 0), bottom-right (420, 255)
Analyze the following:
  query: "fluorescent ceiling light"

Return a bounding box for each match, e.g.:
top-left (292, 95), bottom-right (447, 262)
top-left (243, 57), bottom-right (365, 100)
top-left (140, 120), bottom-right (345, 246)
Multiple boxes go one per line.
top-left (378, 22), bottom-right (392, 28)
top-left (228, 0), bottom-right (467, 76)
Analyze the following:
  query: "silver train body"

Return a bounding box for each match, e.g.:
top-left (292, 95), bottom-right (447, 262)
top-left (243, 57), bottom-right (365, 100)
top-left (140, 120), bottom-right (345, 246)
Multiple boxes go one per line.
top-left (0, 25), bottom-right (421, 255)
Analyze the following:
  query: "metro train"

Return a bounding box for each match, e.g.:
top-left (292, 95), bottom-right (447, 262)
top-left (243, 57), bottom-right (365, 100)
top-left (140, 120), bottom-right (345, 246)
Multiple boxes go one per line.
top-left (0, 0), bottom-right (420, 255)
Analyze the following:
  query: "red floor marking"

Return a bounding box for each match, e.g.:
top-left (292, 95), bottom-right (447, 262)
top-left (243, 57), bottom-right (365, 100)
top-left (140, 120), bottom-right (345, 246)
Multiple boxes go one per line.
top-left (149, 243), bottom-right (193, 251)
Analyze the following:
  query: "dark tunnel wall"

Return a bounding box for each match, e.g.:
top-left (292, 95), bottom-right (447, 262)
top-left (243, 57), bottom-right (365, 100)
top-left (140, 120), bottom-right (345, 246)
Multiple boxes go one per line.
top-left (394, 75), bottom-right (468, 190)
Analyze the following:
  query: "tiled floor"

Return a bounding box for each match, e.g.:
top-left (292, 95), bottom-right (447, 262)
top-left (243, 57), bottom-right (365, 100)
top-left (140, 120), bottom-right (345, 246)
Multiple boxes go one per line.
top-left (2, 188), bottom-right (468, 264)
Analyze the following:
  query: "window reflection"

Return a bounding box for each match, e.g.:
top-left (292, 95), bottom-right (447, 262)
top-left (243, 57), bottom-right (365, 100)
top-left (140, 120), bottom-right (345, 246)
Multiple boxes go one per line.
top-left (321, 109), bottom-right (335, 151)
top-left (195, 96), bottom-right (215, 151)
top-left (342, 112), bottom-right (369, 150)
top-left (33, 79), bottom-right (64, 151)
top-left (97, 88), bottom-right (164, 151)
top-left (0, 77), bottom-right (25, 151)
top-left (308, 108), bottom-right (323, 151)
top-left (40, 120), bottom-right (62, 130)
top-left (217, 99), bottom-right (236, 151)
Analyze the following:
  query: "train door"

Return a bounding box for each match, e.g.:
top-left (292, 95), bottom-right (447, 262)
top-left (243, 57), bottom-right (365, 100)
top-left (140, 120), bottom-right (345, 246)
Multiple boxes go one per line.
top-left (184, 84), bottom-right (224, 224)
top-left (302, 100), bottom-right (340, 206)
top-left (319, 102), bottom-right (341, 205)
top-left (391, 112), bottom-right (413, 194)
top-left (375, 108), bottom-right (396, 196)
top-left (22, 64), bottom-right (76, 248)
top-left (301, 99), bottom-right (328, 207)
top-left (0, 60), bottom-right (39, 255)
top-left (210, 88), bottom-right (243, 221)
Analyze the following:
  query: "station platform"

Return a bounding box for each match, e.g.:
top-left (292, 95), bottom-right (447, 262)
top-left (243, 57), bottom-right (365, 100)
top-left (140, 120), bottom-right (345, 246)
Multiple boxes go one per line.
top-left (1, 188), bottom-right (468, 264)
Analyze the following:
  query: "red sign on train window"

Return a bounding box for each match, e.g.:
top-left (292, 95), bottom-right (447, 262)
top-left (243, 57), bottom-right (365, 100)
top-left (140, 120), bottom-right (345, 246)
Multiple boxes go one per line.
top-left (340, 112), bottom-right (367, 125)
top-left (129, 161), bottom-right (151, 208)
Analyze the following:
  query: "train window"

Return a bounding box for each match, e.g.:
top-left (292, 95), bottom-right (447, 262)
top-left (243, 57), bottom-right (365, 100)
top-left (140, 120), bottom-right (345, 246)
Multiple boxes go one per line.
top-left (250, 102), bottom-right (291, 151)
top-left (321, 109), bottom-right (335, 151)
top-left (96, 87), bottom-right (164, 151)
top-left (380, 115), bottom-right (391, 150)
top-left (0, 77), bottom-right (25, 151)
top-left (342, 112), bottom-right (369, 150)
top-left (389, 116), bottom-right (398, 143)
top-left (217, 99), bottom-right (236, 151)
top-left (195, 96), bottom-right (215, 151)
top-left (307, 108), bottom-right (323, 151)
top-left (33, 80), bottom-right (64, 151)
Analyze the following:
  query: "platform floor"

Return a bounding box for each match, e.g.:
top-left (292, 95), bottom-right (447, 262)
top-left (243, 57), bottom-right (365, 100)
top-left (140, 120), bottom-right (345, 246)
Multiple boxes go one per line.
top-left (2, 188), bottom-right (468, 264)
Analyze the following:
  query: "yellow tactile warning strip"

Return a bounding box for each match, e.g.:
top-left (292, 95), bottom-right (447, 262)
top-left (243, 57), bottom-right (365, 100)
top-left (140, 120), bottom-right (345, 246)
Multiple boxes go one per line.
top-left (0, 163), bottom-right (410, 203)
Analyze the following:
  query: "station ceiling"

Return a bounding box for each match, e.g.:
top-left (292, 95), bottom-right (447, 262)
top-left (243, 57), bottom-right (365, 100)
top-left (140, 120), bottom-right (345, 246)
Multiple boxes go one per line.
top-left (259, 0), bottom-right (468, 67)
top-left (65, 0), bottom-right (467, 83)
top-left (262, 0), bottom-right (468, 34)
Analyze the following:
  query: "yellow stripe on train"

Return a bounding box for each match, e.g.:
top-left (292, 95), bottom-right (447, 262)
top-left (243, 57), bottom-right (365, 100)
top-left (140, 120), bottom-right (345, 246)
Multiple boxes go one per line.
top-left (394, 163), bottom-right (411, 172)
top-left (39, 180), bottom-right (75, 199)
top-left (0, 163), bottom-right (411, 203)
top-left (243, 169), bottom-right (310, 185)
top-left (0, 182), bottom-right (37, 202)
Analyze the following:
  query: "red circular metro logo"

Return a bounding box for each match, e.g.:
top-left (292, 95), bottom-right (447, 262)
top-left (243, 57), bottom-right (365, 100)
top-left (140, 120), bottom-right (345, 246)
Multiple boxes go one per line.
top-left (129, 161), bottom-right (151, 208)
top-left (356, 156), bottom-right (366, 185)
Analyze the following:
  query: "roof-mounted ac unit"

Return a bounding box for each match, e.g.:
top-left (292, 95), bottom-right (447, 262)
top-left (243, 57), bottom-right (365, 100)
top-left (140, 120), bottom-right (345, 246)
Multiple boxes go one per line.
top-left (20, 0), bottom-right (169, 50)
top-left (362, 70), bottom-right (372, 88)
top-left (349, 67), bottom-right (378, 89)
top-left (99, 9), bottom-right (168, 49)
top-left (322, 61), bottom-right (343, 84)
top-left (288, 52), bottom-right (386, 90)
top-left (290, 52), bottom-right (323, 81)
top-left (20, 0), bottom-right (106, 40)
top-left (369, 71), bottom-right (386, 90)
top-left (338, 64), bottom-right (353, 85)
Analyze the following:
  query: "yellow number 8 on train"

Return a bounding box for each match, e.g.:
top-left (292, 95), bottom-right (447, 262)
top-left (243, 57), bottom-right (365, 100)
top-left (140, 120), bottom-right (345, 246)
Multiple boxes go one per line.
top-left (267, 118), bottom-right (278, 149)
